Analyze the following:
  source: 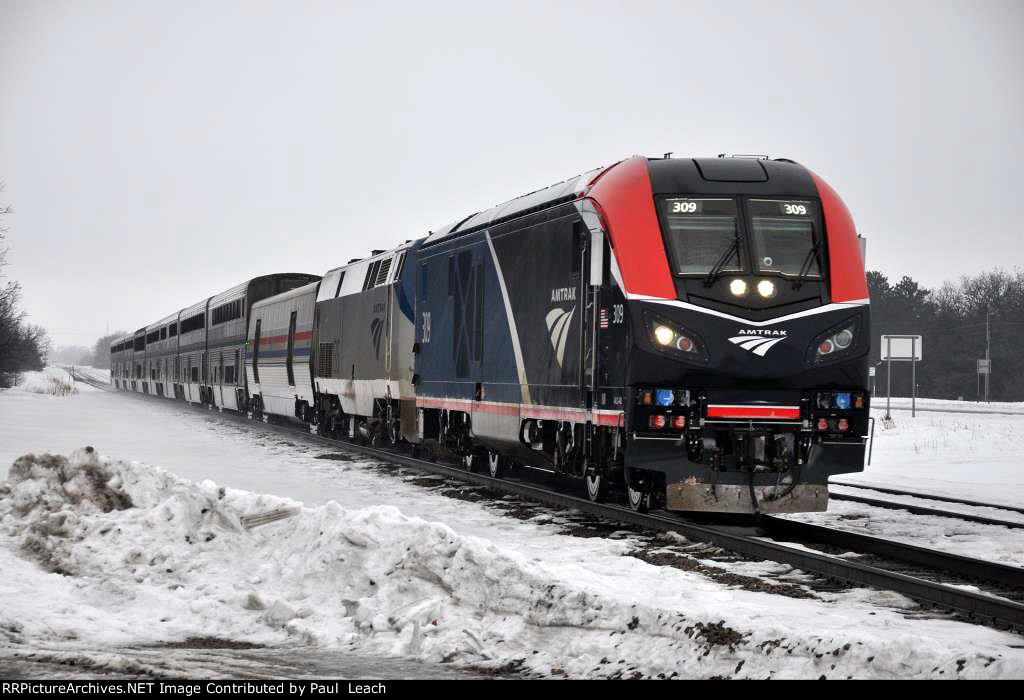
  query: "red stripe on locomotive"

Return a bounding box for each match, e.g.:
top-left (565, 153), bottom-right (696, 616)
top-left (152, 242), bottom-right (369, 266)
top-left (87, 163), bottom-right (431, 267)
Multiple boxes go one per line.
top-left (707, 405), bottom-right (801, 419)
top-left (585, 156), bottom-right (676, 299)
top-left (807, 169), bottom-right (869, 303)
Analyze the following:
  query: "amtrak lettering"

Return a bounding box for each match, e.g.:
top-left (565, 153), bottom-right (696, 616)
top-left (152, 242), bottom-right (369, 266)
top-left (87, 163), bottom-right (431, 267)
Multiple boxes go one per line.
top-left (550, 287), bottom-right (577, 302)
top-left (737, 329), bottom-right (787, 336)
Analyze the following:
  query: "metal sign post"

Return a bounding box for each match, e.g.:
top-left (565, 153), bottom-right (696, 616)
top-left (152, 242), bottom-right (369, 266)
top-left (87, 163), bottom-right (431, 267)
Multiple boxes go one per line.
top-left (886, 337), bottom-right (892, 420)
top-left (911, 337), bottom-right (917, 417)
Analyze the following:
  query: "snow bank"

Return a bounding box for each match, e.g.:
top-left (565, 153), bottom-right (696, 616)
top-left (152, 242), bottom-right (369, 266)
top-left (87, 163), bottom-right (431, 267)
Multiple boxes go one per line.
top-left (9, 368), bottom-right (77, 396)
top-left (2, 449), bottom-right (1023, 678)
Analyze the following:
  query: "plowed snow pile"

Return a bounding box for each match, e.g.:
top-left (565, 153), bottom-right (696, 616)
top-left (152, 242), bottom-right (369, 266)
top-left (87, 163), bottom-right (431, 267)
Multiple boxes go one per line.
top-left (1, 448), bottom-right (1022, 679)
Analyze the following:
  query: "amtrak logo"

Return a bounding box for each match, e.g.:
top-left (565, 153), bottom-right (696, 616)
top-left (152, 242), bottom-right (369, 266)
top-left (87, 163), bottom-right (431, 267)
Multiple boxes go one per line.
top-left (729, 329), bottom-right (786, 357)
top-left (370, 317), bottom-right (385, 360)
top-left (545, 305), bottom-right (576, 368)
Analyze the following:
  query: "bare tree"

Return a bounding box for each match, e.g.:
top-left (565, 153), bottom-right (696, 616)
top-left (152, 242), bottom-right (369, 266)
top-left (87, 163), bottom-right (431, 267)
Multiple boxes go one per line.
top-left (0, 184), bottom-right (50, 387)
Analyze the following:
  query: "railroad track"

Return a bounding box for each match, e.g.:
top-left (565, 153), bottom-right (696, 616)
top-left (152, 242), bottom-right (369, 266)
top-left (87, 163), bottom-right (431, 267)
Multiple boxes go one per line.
top-left (829, 490), bottom-right (1024, 529)
top-left (831, 480), bottom-right (1024, 517)
top-left (77, 372), bottom-right (1024, 631)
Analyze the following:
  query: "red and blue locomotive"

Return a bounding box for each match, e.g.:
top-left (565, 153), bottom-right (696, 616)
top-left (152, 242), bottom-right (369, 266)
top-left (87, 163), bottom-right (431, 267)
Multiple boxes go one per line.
top-left (411, 155), bottom-right (870, 513)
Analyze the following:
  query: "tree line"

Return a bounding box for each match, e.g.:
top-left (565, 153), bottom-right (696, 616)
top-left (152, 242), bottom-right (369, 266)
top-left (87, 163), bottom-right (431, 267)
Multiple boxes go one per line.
top-left (0, 184), bottom-right (49, 388)
top-left (867, 268), bottom-right (1024, 402)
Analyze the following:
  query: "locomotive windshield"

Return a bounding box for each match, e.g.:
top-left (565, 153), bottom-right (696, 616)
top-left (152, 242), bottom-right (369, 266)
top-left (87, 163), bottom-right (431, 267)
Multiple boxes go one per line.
top-left (748, 199), bottom-right (821, 277)
top-left (660, 198), bottom-right (742, 275)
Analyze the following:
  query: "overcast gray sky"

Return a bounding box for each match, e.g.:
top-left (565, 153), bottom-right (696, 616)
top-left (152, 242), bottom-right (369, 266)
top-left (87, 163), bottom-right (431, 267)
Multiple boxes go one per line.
top-left (1, 0), bottom-right (1021, 347)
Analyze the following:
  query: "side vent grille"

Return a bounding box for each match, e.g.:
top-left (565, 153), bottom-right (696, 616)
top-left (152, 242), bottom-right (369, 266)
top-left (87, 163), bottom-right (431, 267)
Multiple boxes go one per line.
top-left (318, 343), bottom-right (335, 378)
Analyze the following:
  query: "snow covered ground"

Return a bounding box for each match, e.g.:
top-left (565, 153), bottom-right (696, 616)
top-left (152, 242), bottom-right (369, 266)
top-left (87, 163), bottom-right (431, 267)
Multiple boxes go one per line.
top-left (1, 376), bottom-right (1023, 678)
top-left (875, 396), bottom-right (1024, 415)
top-left (841, 405), bottom-right (1024, 507)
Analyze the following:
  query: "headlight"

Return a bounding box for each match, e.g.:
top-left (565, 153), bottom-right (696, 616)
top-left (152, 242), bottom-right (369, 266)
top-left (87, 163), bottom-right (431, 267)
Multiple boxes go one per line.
top-left (834, 328), bottom-right (853, 349)
top-left (649, 322), bottom-right (697, 354)
top-left (645, 313), bottom-right (706, 362)
top-left (807, 318), bottom-right (861, 364)
top-left (756, 279), bottom-right (777, 299)
top-left (653, 325), bottom-right (675, 346)
top-left (817, 327), bottom-right (853, 357)
top-left (729, 279), bottom-right (748, 297)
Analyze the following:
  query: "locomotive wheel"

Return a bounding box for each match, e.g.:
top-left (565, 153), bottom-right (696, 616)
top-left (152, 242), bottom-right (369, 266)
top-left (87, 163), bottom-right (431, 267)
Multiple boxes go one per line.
top-left (368, 420), bottom-right (387, 447)
top-left (487, 451), bottom-right (507, 479)
top-left (584, 470), bottom-right (609, 503)
top-left (353, 419), bottom-right (369, 445)
top-left (624, 468), bottom-right (651, 513)
top-left (463, 448), bottom-right (487, 473)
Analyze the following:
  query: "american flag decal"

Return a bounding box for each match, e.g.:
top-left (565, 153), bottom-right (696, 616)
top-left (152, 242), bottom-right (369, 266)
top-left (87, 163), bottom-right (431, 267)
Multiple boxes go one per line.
top-left (599, 308), bottom-right (609, 329)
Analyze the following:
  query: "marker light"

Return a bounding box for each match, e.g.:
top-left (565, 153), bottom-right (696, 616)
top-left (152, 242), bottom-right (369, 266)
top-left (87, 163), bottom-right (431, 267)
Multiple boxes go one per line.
top-left (729, 279), bottom-right (749, 297)
top-left (817, 418), bottom-right (829, 432)
top-left (671, 415), bottom-right (686, 430)
top-left (653, 325), bottom-right (675, 346)
top-left (655, 389), bottom-right (675, 406)
top-left (677, 336), bottom-right (694, 352)
top-left (837, 418), bottom-right (850, 432)
top-left (756, 279), bottom-right (777, 299)
top-left (649, 415), bottom-right (667, 429)
top-left (642, 391), bottom-right (653, 406)
top-left (854, 394), bottom-right (865, 409)
top-left (814, 324), bottom-right (856, 358)
top-left (834, 392), bottom-right (852, 410)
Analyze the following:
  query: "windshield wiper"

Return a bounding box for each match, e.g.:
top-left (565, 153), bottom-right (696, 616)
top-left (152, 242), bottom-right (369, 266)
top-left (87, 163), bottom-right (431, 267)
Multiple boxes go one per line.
top-left (791, 239), bottom-right (821, 290)
top-left (703, 238), bottom-right (740, 287)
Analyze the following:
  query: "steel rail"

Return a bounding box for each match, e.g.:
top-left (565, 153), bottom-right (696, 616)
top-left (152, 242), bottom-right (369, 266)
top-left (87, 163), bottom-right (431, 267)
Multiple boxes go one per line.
top-left (84, 373), bottom-right (1024, 630)
top-left (829, 492), bottom-right (1024, 530)
top-left (830, 480), bottom-right (1024, 517)
top-left (760, 516), bottom-right (1024, 588)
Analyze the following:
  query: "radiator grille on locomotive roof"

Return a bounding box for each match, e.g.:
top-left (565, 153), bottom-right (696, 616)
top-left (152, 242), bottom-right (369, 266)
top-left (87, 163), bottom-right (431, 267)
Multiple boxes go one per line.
top-left (374, 257), bottom-right (392, 286)
top-left (318, 343), bottom-right (335, 378)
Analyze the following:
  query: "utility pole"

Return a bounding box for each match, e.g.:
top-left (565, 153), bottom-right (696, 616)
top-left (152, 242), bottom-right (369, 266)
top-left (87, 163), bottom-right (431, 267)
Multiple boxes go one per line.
top-left (985, 311), bottom-right (991, 403)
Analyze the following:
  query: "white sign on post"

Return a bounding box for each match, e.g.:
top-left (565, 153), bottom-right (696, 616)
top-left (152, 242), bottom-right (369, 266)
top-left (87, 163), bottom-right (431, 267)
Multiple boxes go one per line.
top-left (880, 335), bottom-right (923, 361)
top-left (977, 359), bottom-right (991, 374)
top-left (880, 335), bottom-right (923, 419)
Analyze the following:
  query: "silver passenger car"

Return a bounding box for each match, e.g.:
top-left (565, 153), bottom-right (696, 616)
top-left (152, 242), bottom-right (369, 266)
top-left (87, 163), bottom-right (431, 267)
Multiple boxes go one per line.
top-left (114, 274), bottom-right (319, 411)
top-left (109, 334), bottom-right (132, 390)
top-left (246, 279), bottom-right (320, 421)
top-left (144, 311), bottom-right (179, 399)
